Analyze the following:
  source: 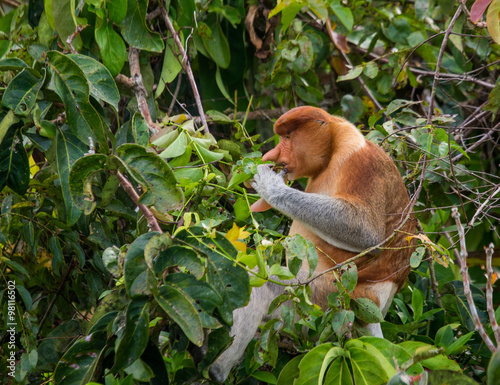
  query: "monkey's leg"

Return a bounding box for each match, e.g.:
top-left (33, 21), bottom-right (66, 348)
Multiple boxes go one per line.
top-left (208, 281), bottom-right (283, 382)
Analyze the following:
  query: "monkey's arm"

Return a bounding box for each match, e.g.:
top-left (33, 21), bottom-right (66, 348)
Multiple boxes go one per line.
top-left (252, 165), bottom-right (384, 253)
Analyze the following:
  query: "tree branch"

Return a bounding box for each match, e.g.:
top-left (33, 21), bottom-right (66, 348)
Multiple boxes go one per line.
top-left (128, 47), bottom-right (159, 133)
top-left (485, 243), bottom-right (500, 346)
top-left (161, 7), bottom-right (209, 134)
top-left (427, 6), bottom-right (462, 125)
top-left (451, 207), bottom-right (496, 353)
top-left (117, 171), bottom-right (162, 233)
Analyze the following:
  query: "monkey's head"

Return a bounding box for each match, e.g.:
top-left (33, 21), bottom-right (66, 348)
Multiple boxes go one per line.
top-left (263, 106), bottom-right (336, 180)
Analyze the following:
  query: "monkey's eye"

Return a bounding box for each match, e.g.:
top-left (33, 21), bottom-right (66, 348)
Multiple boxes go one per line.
top-left (285, 135), bottom-right (290, 139)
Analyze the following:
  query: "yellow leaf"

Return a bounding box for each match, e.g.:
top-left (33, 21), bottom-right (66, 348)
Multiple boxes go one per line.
top-left (225, 223), bottom-right (240, 242)
top-left (487, 0), bottom-right (500, 44)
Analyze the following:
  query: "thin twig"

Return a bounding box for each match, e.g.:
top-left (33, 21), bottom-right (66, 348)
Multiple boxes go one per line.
top-left (451, 207), bottom-right (496, 353)
top-left (37, 259), bottom-right (75, 336)
top-left (469, 184), bottom-right (500, 227)
top-left (485, 243), bottom-right (500, 346)
top-left (427, 6), bottom-right (462, 125)
top-left (117, 171), bottom-right (162, 232)
top-left (66, 24), bottom-right (89, 54)
top-left (161, 7), bottom-right (209, 134)
top-left (168, 73), bottom-right (183, 116)
top-left (417, 220), bottom-right (443, 307)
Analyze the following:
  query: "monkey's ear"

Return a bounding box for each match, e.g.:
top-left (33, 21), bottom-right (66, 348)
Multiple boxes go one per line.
top-left (251, 198), bottom-right (272, 212)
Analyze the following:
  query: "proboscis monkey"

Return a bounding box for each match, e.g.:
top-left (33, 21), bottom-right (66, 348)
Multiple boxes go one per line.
top-left (208, 106), bottom-right (416, 382)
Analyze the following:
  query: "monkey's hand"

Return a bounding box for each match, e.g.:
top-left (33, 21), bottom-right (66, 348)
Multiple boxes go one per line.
top-left (252, 164), bottom-right (288, 207)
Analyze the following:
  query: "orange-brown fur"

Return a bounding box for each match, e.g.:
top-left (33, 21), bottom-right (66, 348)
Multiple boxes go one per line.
top-left (263, 106), bottom-right (416, 310)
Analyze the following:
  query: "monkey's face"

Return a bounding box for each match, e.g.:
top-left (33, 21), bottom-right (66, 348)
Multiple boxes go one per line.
top-left (262, 135), bottom-right (300, 180)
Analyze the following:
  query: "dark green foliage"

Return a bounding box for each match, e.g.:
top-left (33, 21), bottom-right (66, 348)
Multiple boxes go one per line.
top-left (0, 0), bottom-right (499, 384)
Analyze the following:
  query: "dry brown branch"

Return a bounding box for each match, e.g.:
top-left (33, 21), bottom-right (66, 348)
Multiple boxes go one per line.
top-left (128, 48), bottom-right (159, 133)
top-left (161, 7), bottom-right (209, 134)
top-left (451, 207), bottom-right (496, 353)
top-left (117, 171), bottom-right (162, 233)
top-left (66, 24), bottom-right (89, 54)
top-left (485, 243), bottom-right (500, 346)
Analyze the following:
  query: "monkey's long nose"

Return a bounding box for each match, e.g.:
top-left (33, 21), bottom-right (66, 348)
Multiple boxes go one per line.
top-left (262, 145), bottom-right (280, 162)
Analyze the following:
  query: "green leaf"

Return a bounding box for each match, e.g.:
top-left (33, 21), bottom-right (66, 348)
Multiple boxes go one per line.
top-left (1, 258), bottom-right (30, 278)
top-left (488, 349), bottom-right (500, 385)
top-left (50, 0), bottom-right (82, 50)
top-left (399, 341), bottom-right (461, 371)
top-left (95, 18), bottom-right (127, 77)
top-left (487, 0), bottom-right (500, 44)
top-left (166, 273), bottom-right (222, 314)
top-left (107, 0), bottom-right (128, 23)
top-left (283, 234), bottom-right (318, 277)
top-left (2, 69), bottom-right (45, 116)
top-left (337, 65), bottom-right (363, 82)
top-left (252, 371), bottom-right (277, 384)
top-left (276, 355), bottom-right (303, 385)
top-left (175, 228), bottom-right (250, 325)
top-left (156, 31), bottom-right (183, 98)
top-left (154, 281), bottom-right (204, 346)
top-left (0, 124), bottom-right (29, 195)
top-left (216, 66), bottom-right (234, 104)
top-left (294, 343), bottom-right (336, 385)
top-left (130, 113), bottom-right (150, 146)
top-left (330, 0), bottom-right (354, 31)
top-left (0, 58), bottom-right (29, 71)
top-left (113, 299), bottom-right (150, 371)
top-left (234, 196), bottom-right (250, 221)
top-left (348, 345), bottom-right (389, 385)
top-left (56, 127), bottom-right (86, 225)
top-left (69, 154), bottom-right (108, 213)
top-left (53, 330), bottom-right (108, 384)
top-left (324, 356), bottom-right (353, 385)
top-left (331, 309), bottom-right (355, 337)
top-left (446, 331), bottom-right (474, 355)
top-left (48, 236), bottom-right (64, 276)
top-left (341, 262), bottom-right (358, 293)
top-left (352, 298), bottom-right (384, 323)
top-left (47, 51), bottom-right (109, 152)
top-left (411, 289), bottom-right (423, 321)
top-left (68, 53), bottom-right (120, 110)
top-left (121, 0), bottom-right (164, 52)
top-left (410, 246), bottom-right (425, 268)
top-left (202, 23), bottom-right (230, 69)
top-left (124, 232), bottom-right (158, 298)
top-left (159, 131), bottom-right (188, 158)
top-left (117, 144), bottom-right (184, 212)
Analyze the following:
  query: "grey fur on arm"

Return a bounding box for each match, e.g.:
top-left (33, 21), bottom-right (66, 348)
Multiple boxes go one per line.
top-left (252, 164), bottom-right (383, 253)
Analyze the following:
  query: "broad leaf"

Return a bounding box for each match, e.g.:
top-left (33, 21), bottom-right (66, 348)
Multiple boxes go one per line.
top-left (117, 143), bottom-right (184, 212)
top-left (68, 54), bottom-right (120, 110)
top-left (52, 330), bottom-right (108, 385)
top-left (56, 126), bottom-right (86, 225)
top-left (50, 0), bottom-right (82, 50)
top-left (175, 227), bottom-right (250, 325)
top-left (124, 232), bottom-right (158, 298)
top-left (121, 0), bottom-right (164, 52)
top-left (153, 282), bottom-right (204, 346)
top-left (113, 298), bottom-right (149, 371)
top-left (2, 68), bottom-right (45, 116)
top-left (69, 154), bottom-right (108, 213)
top-left (202, 23), bottom-right (230, 69)
top-left (95, 18), bottom-right (127, 76)
top-left (47, 51), bottom-right (109, 152)
top-left (0, 123), bottom-right (29, 195)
